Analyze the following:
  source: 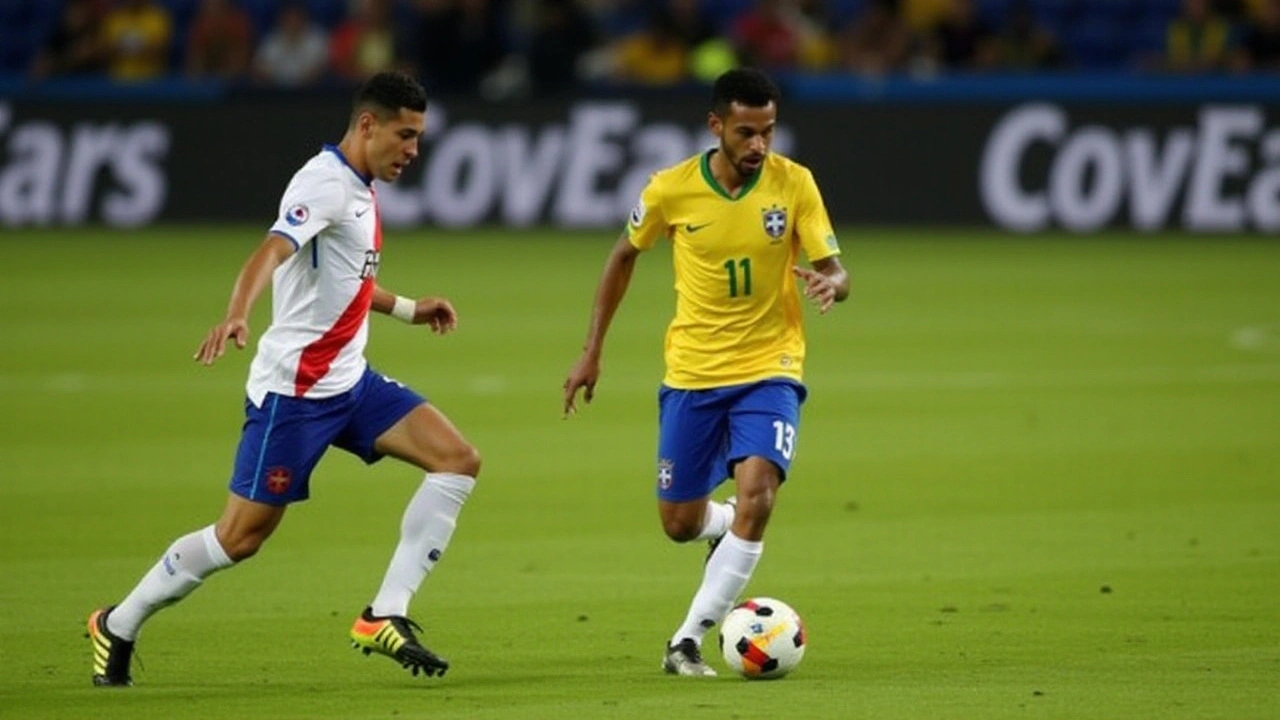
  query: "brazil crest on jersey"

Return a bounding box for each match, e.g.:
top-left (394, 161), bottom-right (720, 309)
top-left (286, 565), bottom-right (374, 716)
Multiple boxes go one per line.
top-left (626, 150), bottom-right (840, 389)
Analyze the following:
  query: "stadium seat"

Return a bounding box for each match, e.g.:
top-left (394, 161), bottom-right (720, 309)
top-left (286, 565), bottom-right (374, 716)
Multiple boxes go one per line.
top-left (1064, 17), bottom-right (1127, 69)
top-left (304, 0), bottom-right (348, 29)
top-left (1134, 0), bottom-right (1181, 42)
top-left (0, 1), bottom-right (30, 30)
top-left (0, 0), bottom-right (54, 74)
top-left (1077, 0), bottom-right (1140, 25)
top-left (1132, 16), bottom-right (1170, 60)
top-left (393, 0), bottom-right (421, 33)
top-left (1030, 0), bottom-right (1078, 30)
top-left (703, 0), bottom-right (756, 33)
top-left (593, 2), bottom-right (646, 38)
top-left (238, 0), bottom-right (281, 35)
top-left (30, 0), bottom-right (61, 29)
top-left (977, 0), bottom-right (1014, 28)
top-left (828, 0), bottom-right (868, 30)
top-left (0, 29), bottom-right (32, 73)
top-left (0, 3), bottom-right (29, 72)
top-left (159, 0), bottom-right (200, 27)
top-left (157, 0), bottom-right (199, 71)
top-left (1137, 0), bottom-right (1182, 20)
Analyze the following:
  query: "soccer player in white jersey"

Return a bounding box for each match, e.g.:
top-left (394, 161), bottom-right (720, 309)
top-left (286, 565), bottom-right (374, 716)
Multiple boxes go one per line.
top-left (88, 72), bottom-right (477, 686)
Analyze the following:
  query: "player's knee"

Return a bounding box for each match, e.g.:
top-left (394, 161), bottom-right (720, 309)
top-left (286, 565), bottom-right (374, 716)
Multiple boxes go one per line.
top-left (220, 533), bottom-right (266, 562)
top-left (661, 517), bottom-right (701, 543)
top-left (438, 442), bottom-right (481, 478)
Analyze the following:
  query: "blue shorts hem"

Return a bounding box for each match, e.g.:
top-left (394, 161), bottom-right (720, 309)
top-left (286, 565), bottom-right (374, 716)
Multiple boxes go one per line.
top-left (231, 486), bottom-right (308, 506)
top-left (654, 378), bottom-right (804, 501)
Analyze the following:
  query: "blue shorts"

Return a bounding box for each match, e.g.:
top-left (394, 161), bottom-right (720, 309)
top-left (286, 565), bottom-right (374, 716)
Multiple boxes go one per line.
top-left (228, 368), bottom-right (425, 505)
top-left (655, 378), bottom-right (807, 502)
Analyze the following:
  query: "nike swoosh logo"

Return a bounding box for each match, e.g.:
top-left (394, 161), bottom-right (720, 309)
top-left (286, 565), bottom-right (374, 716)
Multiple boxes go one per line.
top-left (355, 207), bottom-right (371, 218)
top-left (685, 222), bottom-right (713, 233)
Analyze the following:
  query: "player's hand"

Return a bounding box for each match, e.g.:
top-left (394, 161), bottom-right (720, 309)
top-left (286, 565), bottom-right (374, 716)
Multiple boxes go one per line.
top-left (194, 318), bottom-right (250, 366)
top-left (415, 297), bottom-right (458, 334)
top-left (563, 354), bottom-right (601, 418)
top-left (793, 266), bottom-right (838, 314)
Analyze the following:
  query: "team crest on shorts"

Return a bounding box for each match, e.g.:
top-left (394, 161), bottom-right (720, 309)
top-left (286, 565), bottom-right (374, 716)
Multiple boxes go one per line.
top-left (657, 459), bottom-right (675, 490)
top-left (265, 467), bottom-right (292, 494)
top-left (285, 204), bottom-right (309, 226)
top-left (762, 205), bottom-right (787, 241)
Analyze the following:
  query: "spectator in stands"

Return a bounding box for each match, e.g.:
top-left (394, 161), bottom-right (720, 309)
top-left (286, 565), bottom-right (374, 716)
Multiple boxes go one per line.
top-left (412, 0), bottom-right (509, 94)
top-left (795, 0), bottom-right (839, 69)
top-left (330, 0), bottom-right (408, 81)
top-left (608, 7), bottom-right (690, 84)
top-left (730, 0), bottom-right (837, 71)
top-left (839, 0), bottom-right (913, 75)
top-left (253, 2), bottom-right (330, 87)
top-left (30, 0), bottom-right (106, 79)
top-left (922, 0), bottom-right (997, 70)
top-left (990, 0), bottom-right (1062, 70)
top-left (526, 0), bottom-right (597, 95)
top-left (732, 0), bottom-right (804, 69)
top-left (186, 0), bottom-right (254, 79)
top-left (667, 0), bottom-right (737, 82)
top-left (1165, 0), bottom-right (1235, 72)
top-left (903, 0), bottom-right (951, 34)
top-left (101, 0), bottom-right (173, 81)
top-left (1234, 0), bottom-right (1280, 70)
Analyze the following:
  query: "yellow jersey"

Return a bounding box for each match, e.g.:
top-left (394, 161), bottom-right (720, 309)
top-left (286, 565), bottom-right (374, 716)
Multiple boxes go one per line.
top-left (102, 7), bottom-right (173, 81)
top-left (627, 151), bottom-right (840, 389)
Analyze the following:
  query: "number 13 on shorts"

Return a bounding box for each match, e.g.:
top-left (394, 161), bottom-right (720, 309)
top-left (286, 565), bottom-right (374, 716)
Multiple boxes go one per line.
top-left (772, 420), bottom-right (797, 460)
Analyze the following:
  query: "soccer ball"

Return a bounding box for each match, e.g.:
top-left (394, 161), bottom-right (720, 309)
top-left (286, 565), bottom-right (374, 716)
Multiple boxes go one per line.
top-left (718, 597), bottom-right (806, 679)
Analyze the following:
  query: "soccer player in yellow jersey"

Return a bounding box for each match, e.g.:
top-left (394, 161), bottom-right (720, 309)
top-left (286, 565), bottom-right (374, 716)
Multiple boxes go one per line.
top-left (563, 68), bottom-right (849, 677)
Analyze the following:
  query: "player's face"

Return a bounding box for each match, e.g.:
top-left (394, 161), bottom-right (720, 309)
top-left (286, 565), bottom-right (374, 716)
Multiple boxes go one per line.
top-left (364, 108), bottom-right (426, 183)
top-left (710, 101), bottom-right (777, 180)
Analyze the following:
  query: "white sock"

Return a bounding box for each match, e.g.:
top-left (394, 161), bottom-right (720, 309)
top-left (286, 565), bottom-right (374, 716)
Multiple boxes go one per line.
top-left (107, 525), bottom-right (234, 641)
top-left (693, 500), bottom-right (734, 541)
top-left (671, 532), bottom-right (763, 646)
top-left (370, 472), bottom-right (475, 617)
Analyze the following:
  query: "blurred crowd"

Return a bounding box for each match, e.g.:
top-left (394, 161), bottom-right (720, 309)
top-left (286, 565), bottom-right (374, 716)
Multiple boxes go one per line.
top-left (10, 0), bottom-right (1280, 98)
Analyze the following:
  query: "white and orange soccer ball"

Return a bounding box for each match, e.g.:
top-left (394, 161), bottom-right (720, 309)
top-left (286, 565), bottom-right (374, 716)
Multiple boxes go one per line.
top-left (718, 597), bottom-right (807, 679)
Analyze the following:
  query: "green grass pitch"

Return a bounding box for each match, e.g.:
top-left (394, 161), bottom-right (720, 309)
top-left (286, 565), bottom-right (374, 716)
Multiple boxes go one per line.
top-left (1, 227), bottom-right (1277, 720)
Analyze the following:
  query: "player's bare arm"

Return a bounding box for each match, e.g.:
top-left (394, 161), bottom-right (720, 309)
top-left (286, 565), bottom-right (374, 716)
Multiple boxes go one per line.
top-left (563, 232), bottom-right (642, 417)
top-left (371, 285), bottom-right (458, 334)
top-left (194, 233), bottom-right (297, 366)
top-left (792, 256), bottom-right (849, 315)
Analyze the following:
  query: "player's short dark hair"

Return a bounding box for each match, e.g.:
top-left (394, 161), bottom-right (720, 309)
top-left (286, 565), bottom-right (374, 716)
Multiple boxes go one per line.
top-left (351, 71), bottom-right (428, 123)
top-left (711, 68), bottom-right (780, 117)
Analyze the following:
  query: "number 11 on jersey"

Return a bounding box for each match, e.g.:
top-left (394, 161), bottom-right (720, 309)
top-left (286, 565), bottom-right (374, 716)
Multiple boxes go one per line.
top-left (724, 257), bottom-right (752, 298)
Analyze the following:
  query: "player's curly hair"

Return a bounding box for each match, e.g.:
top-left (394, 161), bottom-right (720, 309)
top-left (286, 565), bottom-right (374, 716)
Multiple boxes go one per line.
top-left (711, 68), bottom-right (780, 117)
top-left (351, 71), bottom-right (428, 123)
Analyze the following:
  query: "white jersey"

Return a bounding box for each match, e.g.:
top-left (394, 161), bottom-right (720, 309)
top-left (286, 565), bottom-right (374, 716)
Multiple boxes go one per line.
top-left (247, 145), bottom-right (382, 406)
